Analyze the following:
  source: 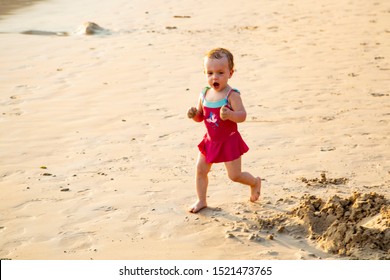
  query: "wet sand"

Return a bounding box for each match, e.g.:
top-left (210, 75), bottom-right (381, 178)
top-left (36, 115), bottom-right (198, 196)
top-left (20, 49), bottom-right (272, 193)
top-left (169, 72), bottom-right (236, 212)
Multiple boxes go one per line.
top-left (0, 0), bottom-right (46, 18)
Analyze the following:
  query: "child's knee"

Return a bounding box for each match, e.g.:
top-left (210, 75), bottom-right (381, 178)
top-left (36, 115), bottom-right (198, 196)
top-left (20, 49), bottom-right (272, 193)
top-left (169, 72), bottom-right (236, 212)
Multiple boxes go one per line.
top-left (196, 163), bottom-right (210, 176)
top-left (228, 172), bottom-right (241, 182)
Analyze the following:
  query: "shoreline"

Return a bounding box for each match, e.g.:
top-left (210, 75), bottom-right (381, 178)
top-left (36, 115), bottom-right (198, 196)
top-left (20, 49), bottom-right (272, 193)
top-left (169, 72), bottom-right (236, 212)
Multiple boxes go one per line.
top-left (0, 0), bottom-right (47, 18)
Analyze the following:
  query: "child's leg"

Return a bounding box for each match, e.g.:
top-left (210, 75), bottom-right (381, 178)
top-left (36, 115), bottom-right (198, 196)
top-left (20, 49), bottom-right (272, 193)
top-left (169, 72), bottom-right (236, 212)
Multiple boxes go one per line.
top-left (189, 152), bottom-right (212, 213)
top-left (224, 157), bottom-right (261, 202)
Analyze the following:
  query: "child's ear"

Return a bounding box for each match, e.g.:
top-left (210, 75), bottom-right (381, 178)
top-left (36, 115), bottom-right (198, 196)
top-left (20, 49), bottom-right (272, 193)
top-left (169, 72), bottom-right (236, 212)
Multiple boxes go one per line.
top-left (229, 69), bottom-right (234, 78)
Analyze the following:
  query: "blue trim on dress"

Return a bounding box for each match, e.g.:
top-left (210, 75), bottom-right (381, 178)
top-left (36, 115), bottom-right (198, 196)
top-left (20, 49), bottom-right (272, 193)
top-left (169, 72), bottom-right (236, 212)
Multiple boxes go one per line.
top-left (200, 86), bottom-right (240, 108)
top-left (203, 98), bottom-right (228, 108)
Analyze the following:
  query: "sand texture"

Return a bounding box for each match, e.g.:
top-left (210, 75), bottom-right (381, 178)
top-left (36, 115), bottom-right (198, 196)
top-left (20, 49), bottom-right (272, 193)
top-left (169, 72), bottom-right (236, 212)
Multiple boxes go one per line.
top-left (0, 0), bottom-right (389, 259)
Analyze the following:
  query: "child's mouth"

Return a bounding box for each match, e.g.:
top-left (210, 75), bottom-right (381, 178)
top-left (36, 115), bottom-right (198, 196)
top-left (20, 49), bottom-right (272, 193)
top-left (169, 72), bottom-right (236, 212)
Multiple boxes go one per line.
top-left (213, 82), bottom-right (220, 88)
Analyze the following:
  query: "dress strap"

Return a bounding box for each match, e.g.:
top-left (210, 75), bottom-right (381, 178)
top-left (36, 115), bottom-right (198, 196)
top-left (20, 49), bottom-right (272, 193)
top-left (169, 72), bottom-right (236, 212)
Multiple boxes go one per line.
top-left (200, 86), bottom-right (211, 103)
top-left (201, 86), bottom-right (210, 96)
top-left (226, 88), bottom-right (240, 98)
top-left (225, 88), bottom-right (240, 108)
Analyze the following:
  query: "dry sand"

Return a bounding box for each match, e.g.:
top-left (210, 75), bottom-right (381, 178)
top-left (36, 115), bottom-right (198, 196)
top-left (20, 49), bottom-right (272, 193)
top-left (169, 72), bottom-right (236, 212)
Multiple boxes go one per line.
top-left (0, 0), bottom-right (389, 260)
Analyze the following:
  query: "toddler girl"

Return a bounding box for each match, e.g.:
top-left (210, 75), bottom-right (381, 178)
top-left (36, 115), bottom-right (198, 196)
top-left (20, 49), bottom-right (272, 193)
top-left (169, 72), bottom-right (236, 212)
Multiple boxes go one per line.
top-left (187, 48), bottom-right (261, 213)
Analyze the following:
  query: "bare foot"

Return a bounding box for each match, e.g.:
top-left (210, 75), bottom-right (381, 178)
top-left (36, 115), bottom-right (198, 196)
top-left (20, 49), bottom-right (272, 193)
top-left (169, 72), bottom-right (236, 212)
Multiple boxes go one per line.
top-left (189, 200), bottom-right (207, 213)
top-left (250, 177), bottom-right (261, 202)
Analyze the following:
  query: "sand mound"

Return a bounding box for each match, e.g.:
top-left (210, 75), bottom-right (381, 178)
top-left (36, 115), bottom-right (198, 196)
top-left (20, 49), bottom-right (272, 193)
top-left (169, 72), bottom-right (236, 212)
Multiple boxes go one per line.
top-left (257, 192), bottom-right (390, 259)
top-left (298, 172), bottom-right (348, 187)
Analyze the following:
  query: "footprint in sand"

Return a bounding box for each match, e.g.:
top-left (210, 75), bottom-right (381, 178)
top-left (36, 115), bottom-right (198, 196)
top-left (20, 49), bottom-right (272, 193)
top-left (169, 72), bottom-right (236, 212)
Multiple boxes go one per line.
top-left (59, 231), bottom-right (95, 252)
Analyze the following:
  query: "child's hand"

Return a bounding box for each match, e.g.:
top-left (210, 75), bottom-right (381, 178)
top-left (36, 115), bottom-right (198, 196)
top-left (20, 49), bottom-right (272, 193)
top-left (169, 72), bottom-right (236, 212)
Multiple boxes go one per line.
top-left (187, 107), bottom-right (198, 119)
top-left (220, 105), bottom-right (232, 121)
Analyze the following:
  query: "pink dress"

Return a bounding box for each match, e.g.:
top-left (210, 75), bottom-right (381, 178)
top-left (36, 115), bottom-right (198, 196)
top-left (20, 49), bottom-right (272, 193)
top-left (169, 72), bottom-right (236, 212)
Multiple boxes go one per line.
top-left (198, 87), bottom-right (249, 163)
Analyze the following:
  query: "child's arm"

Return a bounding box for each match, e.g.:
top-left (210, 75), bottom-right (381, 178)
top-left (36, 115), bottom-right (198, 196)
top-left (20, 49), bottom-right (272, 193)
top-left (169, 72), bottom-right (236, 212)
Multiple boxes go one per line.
top-left (220, 91), bottom-right (247, 123)
top-left (187, 96), bottom-right (204, 122)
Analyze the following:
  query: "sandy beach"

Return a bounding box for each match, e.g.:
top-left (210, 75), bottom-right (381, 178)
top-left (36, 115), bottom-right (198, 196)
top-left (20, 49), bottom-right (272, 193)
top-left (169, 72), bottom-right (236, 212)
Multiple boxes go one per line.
top-left (0, 0), bottom-right (389, 260)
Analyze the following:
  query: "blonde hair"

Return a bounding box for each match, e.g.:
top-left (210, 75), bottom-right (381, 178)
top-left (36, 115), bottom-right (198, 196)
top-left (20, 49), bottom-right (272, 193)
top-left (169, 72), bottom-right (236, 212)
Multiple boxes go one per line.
top-left (205, 48), bottom-right (234, 71)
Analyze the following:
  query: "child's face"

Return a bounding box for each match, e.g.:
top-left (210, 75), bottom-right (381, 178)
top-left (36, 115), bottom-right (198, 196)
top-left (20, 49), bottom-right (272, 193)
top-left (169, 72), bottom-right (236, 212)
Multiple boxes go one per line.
top-left (204, 56), bottom-right (233, 92)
